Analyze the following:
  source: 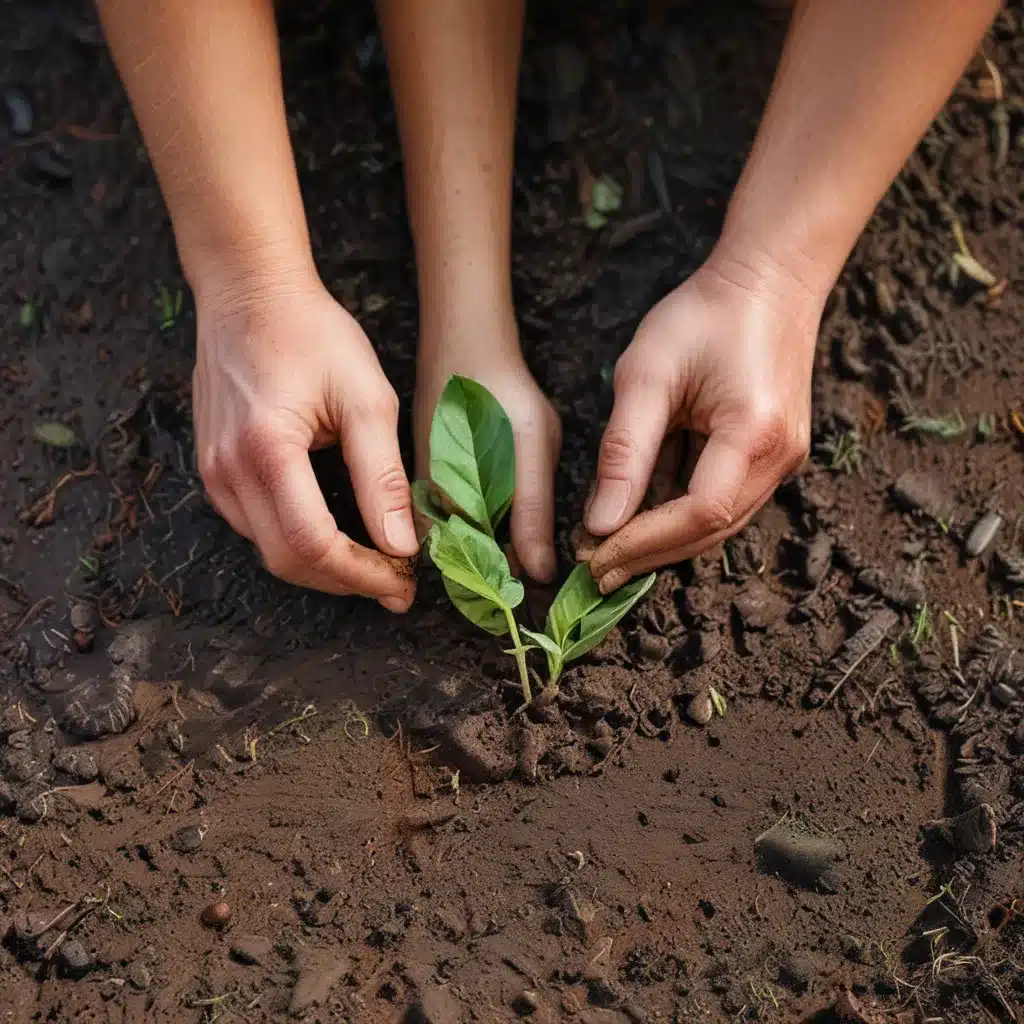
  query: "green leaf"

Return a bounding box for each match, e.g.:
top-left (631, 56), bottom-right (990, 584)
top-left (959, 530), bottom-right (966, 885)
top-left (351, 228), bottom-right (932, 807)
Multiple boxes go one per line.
top-left (430, 375), bottom-right (515, 534)
top-left (33, 422), bottom-right (77, 448)
top-left (562, 572), bottom-right (657, 664)
top-left (521, 627), bottom-right (565, 681)
top-left (709, 686), bottom-right (727, 717)
top-left (546, 563), bottom-right (604, 648)
top-left (19, 301), bottom-right (36, 328)
top-left (428, 516), bottom-right (523, 633)
top-left (411, 481), bottom-right (448, 529)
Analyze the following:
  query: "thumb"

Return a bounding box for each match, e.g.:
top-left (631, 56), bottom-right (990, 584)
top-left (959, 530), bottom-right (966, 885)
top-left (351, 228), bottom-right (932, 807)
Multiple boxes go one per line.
top-left (585, 377), bottom-right (672, 536)
top-left (510, 422), bottom-right (560, 584)
top-left (341, 397), bottom-right (420, 558)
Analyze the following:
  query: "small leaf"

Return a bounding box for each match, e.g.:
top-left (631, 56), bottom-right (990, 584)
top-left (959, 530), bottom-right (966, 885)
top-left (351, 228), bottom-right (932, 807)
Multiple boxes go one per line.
top-left (546, 563), bottom-right (604, 648)
top-left (562, 572), bottom-right (657, 664)
top-left (411, 481), bottom-right (448, 529)
top-left (591, 175), bottom-right (623, 215)
top-left (709, 686), bottom-right (727, 717)
top-left (583, 209), bottom-right (608, 231)
top-left (428, 516), bottom-right (522, 633)
top-left (19, 302), bottom-right (36, 328)
top-left (521, 627), bottom-right (565, 681)
top-left (430, 375), bottom-right (515, 534)
top-left (33, 422), bottom-right (77, 448)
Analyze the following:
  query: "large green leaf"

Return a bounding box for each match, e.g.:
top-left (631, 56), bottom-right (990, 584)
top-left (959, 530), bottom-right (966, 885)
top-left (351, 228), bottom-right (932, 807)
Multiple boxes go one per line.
top-left (428, 516), bottom-right (523, 633)
top-left (430, 375), bottom-right (515, 535)
top-left (411, 481), bottom-right (448, 530)
top-left (545, 563), bottom-right (605, 648)
top-left (561, 572), bottom-right (657, 664)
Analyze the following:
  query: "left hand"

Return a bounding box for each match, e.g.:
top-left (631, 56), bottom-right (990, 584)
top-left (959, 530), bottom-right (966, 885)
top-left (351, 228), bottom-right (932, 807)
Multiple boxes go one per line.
top-left (415, 344), bottom-right (562, 583)
top-left (584, 246), bottom-right (821, 593)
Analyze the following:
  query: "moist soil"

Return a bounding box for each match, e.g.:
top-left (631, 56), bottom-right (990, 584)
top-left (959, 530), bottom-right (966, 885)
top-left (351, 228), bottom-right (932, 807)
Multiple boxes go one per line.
top-left (1, 2), bottom-right (1023, 1022)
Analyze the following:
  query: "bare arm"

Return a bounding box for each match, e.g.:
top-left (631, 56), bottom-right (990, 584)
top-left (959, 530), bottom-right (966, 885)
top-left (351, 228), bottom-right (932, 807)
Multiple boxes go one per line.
top-left (717, 0), bottom-right (1001, 300)
top-left (588, 0), bottom-right (1000, 589)
top-left (96, 0), bottom-right (420, 609)
top-left (96, 0), bottom-right (314, 297)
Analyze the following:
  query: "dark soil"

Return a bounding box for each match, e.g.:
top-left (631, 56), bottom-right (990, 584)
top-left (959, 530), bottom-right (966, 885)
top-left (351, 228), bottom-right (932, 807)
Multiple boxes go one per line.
top-left (2, 1), bottom-right (1023, 1022)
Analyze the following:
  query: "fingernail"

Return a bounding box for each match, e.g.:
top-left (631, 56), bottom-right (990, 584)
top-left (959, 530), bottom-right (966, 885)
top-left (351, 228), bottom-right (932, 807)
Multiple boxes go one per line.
top-left (598, 566), bottom-right (632, 595)
top-left (383, 509), bottom-right (419, 556)
top-left (585, 479), bottom-right (630, 534)
top-left (380, 596), bottom-right (407, 614)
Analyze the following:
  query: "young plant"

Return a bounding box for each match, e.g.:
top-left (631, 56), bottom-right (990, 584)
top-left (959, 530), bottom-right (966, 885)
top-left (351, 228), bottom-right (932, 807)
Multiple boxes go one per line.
top-left (414, 375), bottom-right (655, 705)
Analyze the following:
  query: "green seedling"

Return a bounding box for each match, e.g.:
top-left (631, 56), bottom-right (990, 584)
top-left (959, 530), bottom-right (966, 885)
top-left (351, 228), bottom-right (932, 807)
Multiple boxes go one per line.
top-left (19, 301), bottom-right (36, 328)
top-left (899, 410), bottom-right (967, 440)
top-left (415, 375), bottom-right (655, 705)
top-left (977, 412), bottom-right (997, 439)
top-left (820, 430), bottom-right (862, 474)
top-left (155, 280), bottom-right (184, 332)
top-left (910, 602), bottom-right (932, 652)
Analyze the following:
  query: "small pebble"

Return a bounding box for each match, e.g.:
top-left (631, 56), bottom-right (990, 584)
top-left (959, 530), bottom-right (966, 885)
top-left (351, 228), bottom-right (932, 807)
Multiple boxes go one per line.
top-left (59, 939), bottom-right (92, 974)
top-left (965, 511), bottom-right (1003, 557)
top-left (3, 86), bottom-right (33, 136)
top-left (200, 901), bottom-right (231, 928)
top-left (513, 989), bottom-right (539, 1015)
top-left (169, 824), bottom-right (205, 854)
top-left (31, 145), bottom-right (74, 184)
top-left (991, 682), bottom-right (1019, 708)
top-left (686, 690), bottom-right (714, 727)
top-left (69, 602), bottom-right (98, 632)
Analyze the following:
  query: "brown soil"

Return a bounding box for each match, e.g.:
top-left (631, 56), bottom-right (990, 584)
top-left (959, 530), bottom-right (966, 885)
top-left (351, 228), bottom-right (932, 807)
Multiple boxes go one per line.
top-left (2, 2), bottom-right (1023, 1022)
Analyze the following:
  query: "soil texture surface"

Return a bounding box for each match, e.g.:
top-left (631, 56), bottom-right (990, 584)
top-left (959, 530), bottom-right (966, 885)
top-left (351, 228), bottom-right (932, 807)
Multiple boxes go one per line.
top-left (1, 1), bottom-right (1023, 1022)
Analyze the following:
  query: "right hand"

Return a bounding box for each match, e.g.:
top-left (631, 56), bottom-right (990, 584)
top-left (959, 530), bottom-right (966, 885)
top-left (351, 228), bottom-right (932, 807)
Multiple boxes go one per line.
top-left (193, 272), bottom-right (419, 612)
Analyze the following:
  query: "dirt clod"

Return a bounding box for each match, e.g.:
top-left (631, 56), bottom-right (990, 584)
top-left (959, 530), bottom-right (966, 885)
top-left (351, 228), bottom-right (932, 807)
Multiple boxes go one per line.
top-left (169, 824), bottom-right (205, 854)
top-left (923, 803), bottom-right (997, 854)
top-left (230, 934), bottom-right (273, 966)
top-left (290, 949), bottom-right (350, 1015)
top-left (58, 939), bottom-right (91, 975)
top-left (754, 818), bottom-right (844, 892)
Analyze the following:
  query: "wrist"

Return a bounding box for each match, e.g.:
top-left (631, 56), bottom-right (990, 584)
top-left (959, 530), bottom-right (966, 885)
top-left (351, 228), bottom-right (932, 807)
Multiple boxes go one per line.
top-left (184, 237), bottom-right (320, 314)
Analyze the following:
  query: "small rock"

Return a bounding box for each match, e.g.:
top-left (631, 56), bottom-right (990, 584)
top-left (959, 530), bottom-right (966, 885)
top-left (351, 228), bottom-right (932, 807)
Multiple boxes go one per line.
top-left (733, 582), bottom-right (789, 629)
top-left (802, 533), bottom-right (833, 587)
top-left (991, 682), bottom-right (1019, 708)
top-left (230, 934), bottom-right (273, 966)
top-left (3, 86), bottom-right (33, 136)
top-left (52, 747), bottom-right (99, 782)
top-left (200, 901), bottom-right (231, 928)
top-left (777, 952), bottom-right (812, 992)
top-left (169, 824), bottom-right (205, 854)
top-left (754, 819), bottom-right (843, 892)
top-left (965, 511), bottom-right (1003, 557)
top-left (290, 950), bottom-right (350, 1015)
top-left (59, 939), bottom-right (92, 975)
top-left (839, 934), bottom-right (867, 963)
top-left (891, 471), bottom-right (954, 525)
top-left (127, 960), bottom-right (152, 990)
top-left (513, 988), bottom-right (539, 1015)
top-left (16, 798), bottom-right (44, 824)
top-left (32, 145), bottom-right (74, 184)
top-left (637, 631), bottom-right (670, 662)
top-left (923, 803), bottom-right (997, 854)
top-left (686, 690), bottom-right (714, 727)
top-left (69, 602), bottom-right (98, 633)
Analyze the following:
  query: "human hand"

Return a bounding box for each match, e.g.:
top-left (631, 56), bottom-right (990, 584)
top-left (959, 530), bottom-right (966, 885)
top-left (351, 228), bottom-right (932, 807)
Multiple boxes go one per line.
top-left (415, 340), bottom-right (561, 583)
top-left (584, 248), bottom-right (821, 593)
top-left (193, 272), bottom-right (419, 611)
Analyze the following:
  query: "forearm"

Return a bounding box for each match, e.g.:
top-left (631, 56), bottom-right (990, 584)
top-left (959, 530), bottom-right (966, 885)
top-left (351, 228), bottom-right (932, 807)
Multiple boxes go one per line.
top-left (718, 0), bottom-right (1000, 300)
top-left (378, 0), bottom-right (523, 359)
top-left (97, 0), bottom-right (314, 302)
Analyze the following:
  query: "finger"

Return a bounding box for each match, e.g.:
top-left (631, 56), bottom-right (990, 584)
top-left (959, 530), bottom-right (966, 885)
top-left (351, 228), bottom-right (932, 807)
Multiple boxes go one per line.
top-left (590, 429), bottom-right (750, 579)
top-left (510, 425), bottom-right (560, 583)
top-left (205, 483), bottom-right (254, 542)
top-left (595, 477), bottom-right (777, 593)
top-left (340, 397), bottom-right (420, 559)
top-left (584, 378), bottom-right (673, 536)
top-left (238, 441), bottom-right (416, 607)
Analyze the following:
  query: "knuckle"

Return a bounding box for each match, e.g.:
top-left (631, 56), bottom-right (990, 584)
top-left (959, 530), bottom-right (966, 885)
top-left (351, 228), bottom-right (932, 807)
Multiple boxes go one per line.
top-left (281, 519), bottom-right (333, 569)
top-left (743, 405), bottom-right (790, 464)
top-left (357, 385), bottom-right (400, 424)
top-left (600, 426), bottom-right (638, 471)
top-left (373, 462), bottom-right (411, 505)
